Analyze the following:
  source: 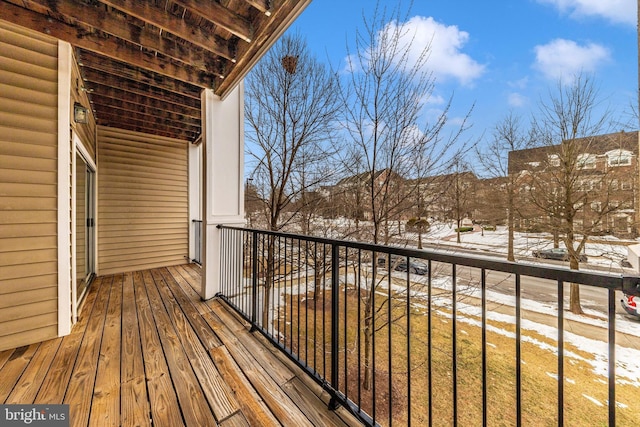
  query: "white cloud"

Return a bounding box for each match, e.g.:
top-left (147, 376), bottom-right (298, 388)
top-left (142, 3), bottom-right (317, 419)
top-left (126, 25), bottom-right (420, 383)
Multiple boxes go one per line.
top-left (508, 93), bottom-right (528, 107)
top-left (382, 16), bottom-right (485, 86)
top-left (508, 77), bottom-right (529, 90)
top-left (537, 0), bottom-right (636, 26)
top-left (533, 38), bottom-right (611, 80)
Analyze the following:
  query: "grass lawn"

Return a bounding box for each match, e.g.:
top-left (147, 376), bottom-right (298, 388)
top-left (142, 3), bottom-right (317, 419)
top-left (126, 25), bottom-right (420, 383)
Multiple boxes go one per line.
top-left (273, 281), bottom-right (639, 426)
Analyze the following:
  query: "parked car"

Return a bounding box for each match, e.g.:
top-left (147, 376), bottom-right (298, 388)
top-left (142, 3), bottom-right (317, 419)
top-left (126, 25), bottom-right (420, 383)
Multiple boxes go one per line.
top-left (531, 247), bottom-right (587, 262)
top-left (621, 292), bottom-right (638, 318)
top-left (377, 256), bottom-right (429, 275)
top-left (393, 260), bottom-right (429, 275)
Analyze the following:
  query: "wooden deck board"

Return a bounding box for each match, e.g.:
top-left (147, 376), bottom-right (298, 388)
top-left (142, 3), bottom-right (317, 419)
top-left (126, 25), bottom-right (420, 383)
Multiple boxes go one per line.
top-left (120, 271), bottom-right (151, 427)
top-left (88, 273), bottom-right (123, 427)
top-left (5, 338), bottom-right (61, 404)
top-left (0, 265), bottom-right (361, 427)
top-left (64, 275), bottom-right (112, 427)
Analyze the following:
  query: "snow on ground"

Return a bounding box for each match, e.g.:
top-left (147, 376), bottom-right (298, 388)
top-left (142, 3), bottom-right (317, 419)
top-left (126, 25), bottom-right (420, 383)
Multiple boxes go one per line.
top-left (417, 223), bottom-right (633, 270)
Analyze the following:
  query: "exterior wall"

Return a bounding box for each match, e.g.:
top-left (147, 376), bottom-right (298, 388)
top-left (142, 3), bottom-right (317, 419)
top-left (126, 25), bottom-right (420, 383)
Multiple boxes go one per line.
top-left (97, 126), bottom-right (189, 275)
top-left (0, 20), bottom-right (59, 350)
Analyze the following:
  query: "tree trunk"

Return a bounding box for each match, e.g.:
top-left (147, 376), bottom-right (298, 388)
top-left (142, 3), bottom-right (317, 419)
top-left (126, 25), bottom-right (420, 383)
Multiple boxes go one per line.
top-left (417, 227), bottom-right (423, 249)
top-left (568, 254), bottom-right (583, 314)
top-left (362, 300), bottom-right (373, 391)
top-left (569, 283), bottom-right (582, 314)
top-left (262, 237), bottom-right (275, 327)
top-left (507, 193), bottom-right (515, 262)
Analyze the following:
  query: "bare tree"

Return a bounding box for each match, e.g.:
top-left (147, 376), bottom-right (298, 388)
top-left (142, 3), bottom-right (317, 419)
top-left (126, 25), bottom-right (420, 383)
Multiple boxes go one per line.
top-left (245, 33), bottom-right (341, 232)
top-left (527, 73), bottom-right (618, 314)
top-left (245, 33), bottom-right (341, 325)
top-left (477, 112), bottom-right (532, 261)
top-left (337, 2), bottom-right (471, 390)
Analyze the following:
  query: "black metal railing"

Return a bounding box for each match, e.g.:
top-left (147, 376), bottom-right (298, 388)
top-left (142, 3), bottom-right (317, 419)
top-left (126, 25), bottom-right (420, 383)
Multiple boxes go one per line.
top-left (216, 225), bottom-right (640, 427)
top-left (192, 219), bottom-right (202, 264)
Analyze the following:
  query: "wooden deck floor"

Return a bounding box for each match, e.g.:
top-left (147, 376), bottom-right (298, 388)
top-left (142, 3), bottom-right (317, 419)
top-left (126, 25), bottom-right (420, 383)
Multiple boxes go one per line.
top-left (0, 265), bottom-right (360, 427)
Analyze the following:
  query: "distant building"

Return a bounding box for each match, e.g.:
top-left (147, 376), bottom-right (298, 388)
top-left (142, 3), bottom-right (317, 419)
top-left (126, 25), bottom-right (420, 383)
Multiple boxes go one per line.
top-left (508, 131), bottom-right (639, 238)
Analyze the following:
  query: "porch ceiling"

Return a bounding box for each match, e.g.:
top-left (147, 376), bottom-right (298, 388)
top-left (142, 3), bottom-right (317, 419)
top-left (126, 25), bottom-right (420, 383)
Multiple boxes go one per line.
top-left (1, 0), bottom-right (310, 142)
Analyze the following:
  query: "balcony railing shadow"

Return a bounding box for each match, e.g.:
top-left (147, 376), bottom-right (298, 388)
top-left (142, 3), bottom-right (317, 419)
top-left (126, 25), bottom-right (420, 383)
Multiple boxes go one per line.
top-left (217, 225), bottom-right (640, 426)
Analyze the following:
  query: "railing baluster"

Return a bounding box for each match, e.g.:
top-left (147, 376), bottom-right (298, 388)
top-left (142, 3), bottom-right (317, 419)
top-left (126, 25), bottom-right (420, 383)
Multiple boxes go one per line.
top-left (452, 263), bottom-right (458, 427)
top-left (557, 279), bottom-right (564, 426)
top-left (330, 242), bottom-right (340, 409)
top-left (516, 274), bottom-right (522, 427)
top-left (251, 231), bottom-right (258, 329)
top-left (344, 247), bottom-right (348, 400)
top-left (357, 250), bottom-right (362, 411)
top-left (407, 257), bottom-right (412, 427)
top-left (428, 259), bottom-right (433, 427)
top-left (608, 287), bottom-right (616, 426)
top-left (482, 268), bottom-right (487, 427)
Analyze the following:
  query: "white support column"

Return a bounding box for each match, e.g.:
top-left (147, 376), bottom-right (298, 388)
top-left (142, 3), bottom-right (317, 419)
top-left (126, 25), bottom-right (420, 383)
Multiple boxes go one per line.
top-left (57, 41), bottom-right (72, 336)
top-left (201, 84), bottom-right (246, 300)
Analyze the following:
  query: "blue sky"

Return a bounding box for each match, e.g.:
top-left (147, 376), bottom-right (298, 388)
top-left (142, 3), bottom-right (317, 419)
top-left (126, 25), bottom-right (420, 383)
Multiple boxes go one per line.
top-left (284, 0), bottom-right (638, 144)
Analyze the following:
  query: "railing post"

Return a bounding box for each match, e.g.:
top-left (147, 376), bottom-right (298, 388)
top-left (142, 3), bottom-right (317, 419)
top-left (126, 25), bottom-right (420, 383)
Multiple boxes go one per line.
top-left (329, 242), bottom-right (340, 410)
top-left (250, 230), bottom-right (259, 331)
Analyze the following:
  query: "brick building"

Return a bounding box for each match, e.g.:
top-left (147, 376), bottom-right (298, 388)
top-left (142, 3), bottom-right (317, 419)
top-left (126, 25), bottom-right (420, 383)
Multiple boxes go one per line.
top-left (508, 131), bottom-right (639, 238)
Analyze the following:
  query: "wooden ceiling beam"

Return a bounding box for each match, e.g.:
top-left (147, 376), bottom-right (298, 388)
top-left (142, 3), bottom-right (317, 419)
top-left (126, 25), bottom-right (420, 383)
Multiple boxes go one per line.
top-left (0, 1), bottom-right (219, 88)
top-left (98, 0), bottom-right (239, 62)
top-left (85, 78), bottom-right (201, 112)
top-left (246, 0), bottom-right (272, 16)
top-left (87, 90), bottom-right (201, 120)
top-left (97, 112), bottom-right (198, 141)
top-left (78, 52), bottom-right (202, 100)
top-left (90, 95), bottom-right (201, 128)
top-left (95, 109), bottom-right (199, 134)
top-left (23, 0), bottom-right (233, 70)
top-left (170, 0), bottom-right (253, 42)
top-left (217, 0), bottom-right (307, 96)
top-left (82, 72), bottom-right (202, 110)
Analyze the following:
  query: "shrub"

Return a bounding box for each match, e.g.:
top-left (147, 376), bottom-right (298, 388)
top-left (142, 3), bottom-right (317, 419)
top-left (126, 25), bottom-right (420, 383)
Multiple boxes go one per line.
top-left (454, 226), bottom-right (473, 233)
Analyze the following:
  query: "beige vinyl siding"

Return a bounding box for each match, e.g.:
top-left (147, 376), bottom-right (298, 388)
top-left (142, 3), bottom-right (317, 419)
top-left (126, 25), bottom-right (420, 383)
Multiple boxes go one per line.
top-left (97, 127), bottom-right (188, 274)
top-left (0, 20), bottom-right (59, 351)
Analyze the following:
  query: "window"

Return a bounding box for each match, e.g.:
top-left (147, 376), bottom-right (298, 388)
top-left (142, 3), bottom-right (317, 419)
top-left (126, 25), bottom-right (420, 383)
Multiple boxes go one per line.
top-left (606, 149), bottom-right (632, 167)
top-left (577, 153), bottom-right (596, 169)
top-left (611, 179), bottom-right (619, 190)
top-left (548, 154), bottom-right (560, 167)
top-left (591, 201), bottom-right (601, 211)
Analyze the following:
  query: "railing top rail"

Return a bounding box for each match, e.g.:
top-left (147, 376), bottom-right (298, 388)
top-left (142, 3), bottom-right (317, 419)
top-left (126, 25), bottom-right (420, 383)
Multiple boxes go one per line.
top-left (218, 225), bottom-right (639, 290)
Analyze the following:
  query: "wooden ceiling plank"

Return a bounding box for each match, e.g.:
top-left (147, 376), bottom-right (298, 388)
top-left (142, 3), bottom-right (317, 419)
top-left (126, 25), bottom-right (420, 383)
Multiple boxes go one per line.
top-left (90, 95), bottom-right (201, 128)
top-left (98, 0), bottom-right (238, 62)
top-left (97, 112), bottom-right (198, 140)
top-left (170, 0), bottom-right (253, 42)
top-left (96, 109), bottom-right (200, 133)
top-left (78, 53), bottom-right (202, 100)
top-left (88, 90), bottom-right (201, 120)
top-left (85, 80), bottom-right (201, 112)
top-left (0, 1), bottom-right (218, 88)
top-left (23, 0), bottom-right (229, 72)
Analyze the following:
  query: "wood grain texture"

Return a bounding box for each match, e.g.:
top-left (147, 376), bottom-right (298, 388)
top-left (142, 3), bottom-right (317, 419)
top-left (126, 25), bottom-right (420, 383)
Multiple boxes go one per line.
top-left (1, 266), bottom-right (361, 427)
